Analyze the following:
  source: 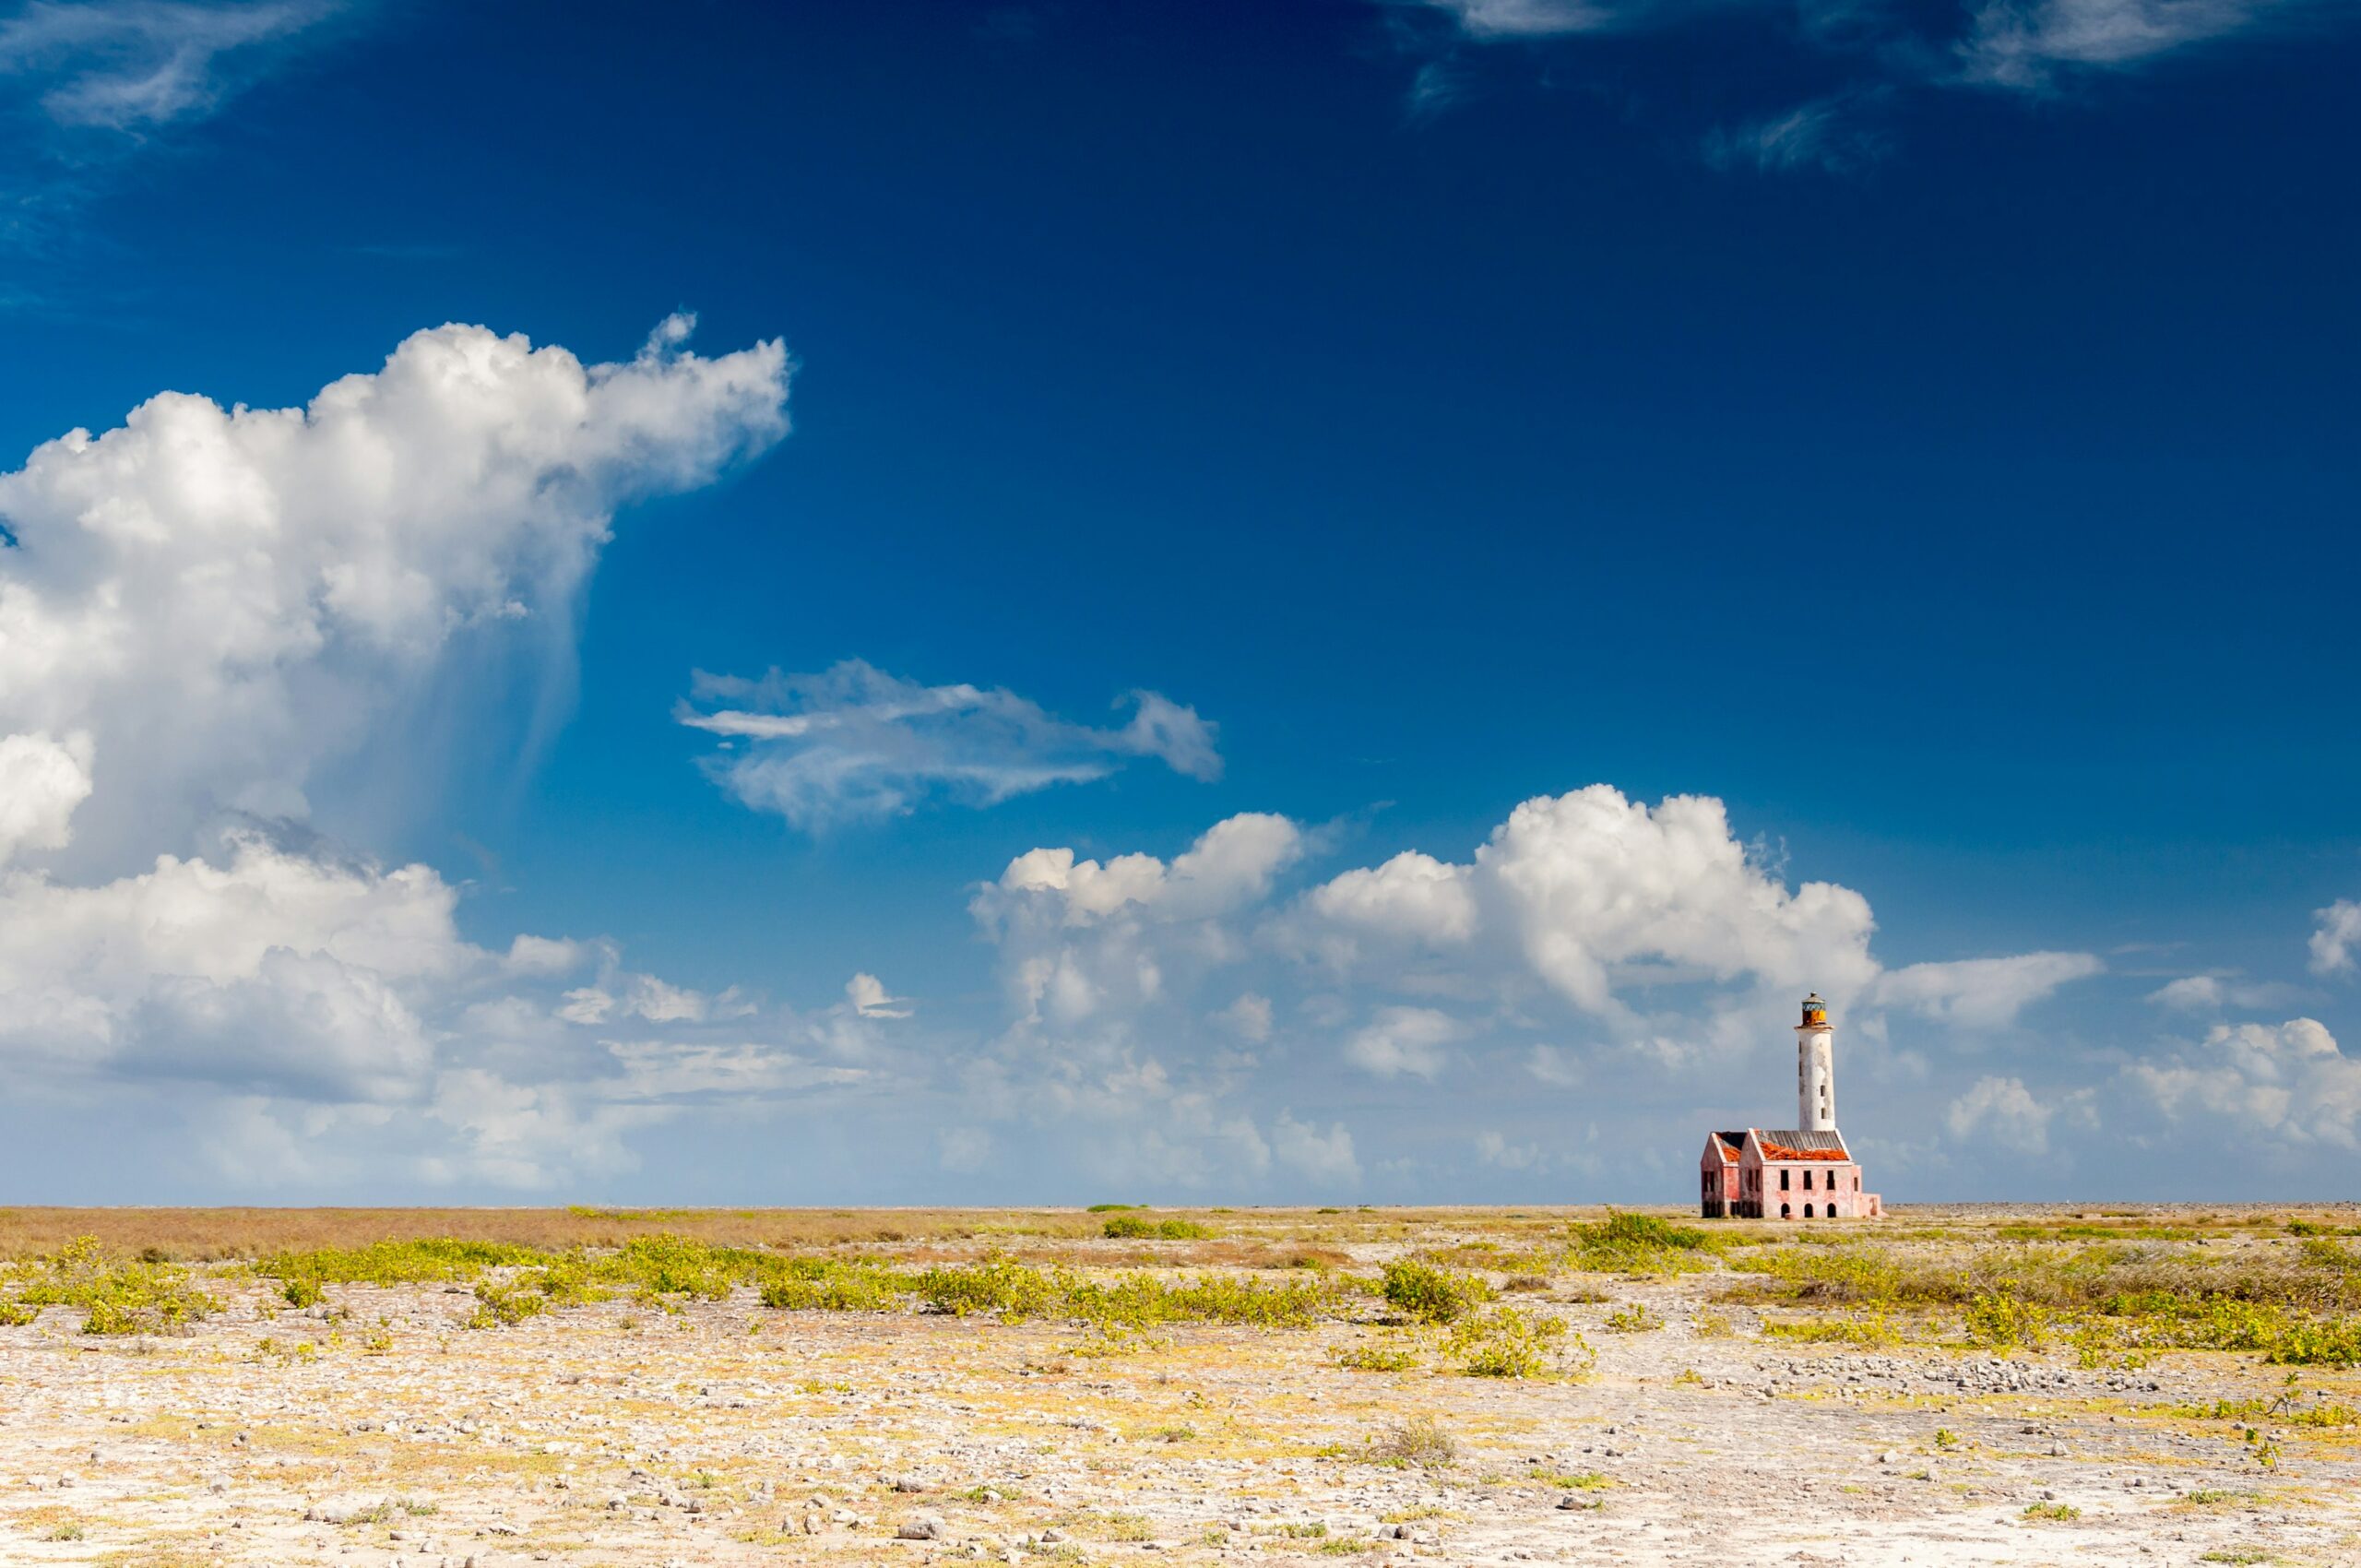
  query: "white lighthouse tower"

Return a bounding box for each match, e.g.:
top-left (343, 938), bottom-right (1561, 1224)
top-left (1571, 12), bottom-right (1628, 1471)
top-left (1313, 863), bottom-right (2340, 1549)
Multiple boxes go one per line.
top-left (1797, 992), bottom-right (1835, 1133)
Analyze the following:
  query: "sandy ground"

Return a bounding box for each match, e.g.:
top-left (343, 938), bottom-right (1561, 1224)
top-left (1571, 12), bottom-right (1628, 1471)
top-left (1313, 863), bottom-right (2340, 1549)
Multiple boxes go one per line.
top-left (2, 1237), bottom-right (2357, 1568)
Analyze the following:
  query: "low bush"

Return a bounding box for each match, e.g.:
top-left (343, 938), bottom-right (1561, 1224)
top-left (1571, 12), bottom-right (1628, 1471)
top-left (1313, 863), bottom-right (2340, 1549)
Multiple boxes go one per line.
top-left (261, 1239), bottom-right (544, 1287)
top-left (1761, 1312), bottom-right (1898, 1348)
top-left (2263, 1316), bottom-right (2361, 1367)
top-left (757, 1259), bottom-right (906, 1313)
top-left (1447, 1306), bottom-right (1587, 1379)
top-left (466, 1279), bottom-right (548, 1329)
top-left (1330, 1336), bottom-right (1421, 1372)
top-left (1964, 1290), bottom-right (2053, 1351)
top-left (1382, 1260), bottom-right (1491, 1324)
top-left (1603, 1302), bottom-right (1662, 1333)
top-left (6, 1236), bottom-right (219, 1336)
top-left (1367, 1415), bottom-right (1455, 1469)
top-left (1568, 1212), bottom-right (1716, 1275)
top-left (915, 1259), bottom-right (1062, 1321)
top-left (1101, 1216), bottom-right (1216, 1241)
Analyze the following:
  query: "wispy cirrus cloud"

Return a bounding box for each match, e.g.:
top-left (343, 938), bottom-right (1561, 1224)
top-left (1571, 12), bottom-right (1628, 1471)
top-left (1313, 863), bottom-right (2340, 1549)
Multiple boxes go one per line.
top-left (0, 0), bottom-right (338, 130)
top-left (1414, 0), bottom-right (1671, 37)
top-left (1403, 0), bottom-right (2332, 174)
top-left (681, 659), bottom-right (1220, 831)
top-left (1700, 91), bottom-right (1892, 176)
top-left (1, 1), bottom-right (358, 303)
top-left (1954, 0), bottom-right (2309, 91)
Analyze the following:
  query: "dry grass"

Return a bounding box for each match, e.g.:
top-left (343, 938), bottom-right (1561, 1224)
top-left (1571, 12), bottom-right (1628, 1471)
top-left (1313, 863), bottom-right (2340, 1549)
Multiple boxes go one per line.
top-left (0, 1207), bottom-right (1092, 1262)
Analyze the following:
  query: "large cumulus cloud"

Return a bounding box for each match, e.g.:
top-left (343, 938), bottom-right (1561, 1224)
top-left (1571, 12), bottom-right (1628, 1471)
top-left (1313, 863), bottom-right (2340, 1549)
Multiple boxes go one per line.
top-left (0, 314), bottom-right (787, 865)
top-left (0, 316), bottom-right (867, 1188)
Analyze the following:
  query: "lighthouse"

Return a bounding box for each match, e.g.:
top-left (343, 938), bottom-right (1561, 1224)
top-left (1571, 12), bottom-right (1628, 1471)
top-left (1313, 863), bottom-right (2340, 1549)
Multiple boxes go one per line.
top-left (1697, 993), bottom-right (1880, 1218)
top-left (1797, 992), bottom-right (1834, 1133)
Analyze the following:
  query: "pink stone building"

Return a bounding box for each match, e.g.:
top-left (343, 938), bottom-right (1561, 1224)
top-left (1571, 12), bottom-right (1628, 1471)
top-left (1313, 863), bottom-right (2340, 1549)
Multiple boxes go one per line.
top-left (1698, 995), bottom-right (1882, 1220)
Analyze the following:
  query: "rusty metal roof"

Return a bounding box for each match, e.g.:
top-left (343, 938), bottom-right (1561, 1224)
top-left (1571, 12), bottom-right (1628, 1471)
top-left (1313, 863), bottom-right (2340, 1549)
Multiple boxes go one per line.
top-left (1750, 1128), bottom-right (1851, 1161)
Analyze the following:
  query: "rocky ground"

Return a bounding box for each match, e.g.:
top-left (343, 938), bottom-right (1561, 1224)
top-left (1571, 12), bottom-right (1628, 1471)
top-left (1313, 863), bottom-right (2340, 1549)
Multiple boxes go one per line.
top-left (1, 1213), bottom-right (2356, 1568)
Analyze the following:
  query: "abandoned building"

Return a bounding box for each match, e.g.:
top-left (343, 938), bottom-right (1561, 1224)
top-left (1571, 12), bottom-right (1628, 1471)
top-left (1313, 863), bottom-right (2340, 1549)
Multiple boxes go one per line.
top-left (1699, 993), bottom-right (1882, 1219)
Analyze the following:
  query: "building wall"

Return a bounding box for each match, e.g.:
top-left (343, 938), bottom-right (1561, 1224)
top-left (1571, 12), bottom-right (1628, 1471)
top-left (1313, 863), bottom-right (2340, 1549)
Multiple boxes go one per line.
top-left (1734, 1147), bottom-right (1873, 1219)
top-left (1698, 1150), bottom-right (1740, 1217)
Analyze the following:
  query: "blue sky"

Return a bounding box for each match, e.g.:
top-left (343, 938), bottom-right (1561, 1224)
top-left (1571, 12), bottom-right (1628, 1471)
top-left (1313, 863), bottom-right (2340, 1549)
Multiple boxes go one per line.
top-left (0, 0), bottom-right (2355, 1204)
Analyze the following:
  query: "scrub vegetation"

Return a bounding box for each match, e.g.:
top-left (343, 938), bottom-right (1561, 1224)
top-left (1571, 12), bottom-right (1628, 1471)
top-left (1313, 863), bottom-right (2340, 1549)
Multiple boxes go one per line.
top-left (3, 1203), bottom-right (2358, 1564)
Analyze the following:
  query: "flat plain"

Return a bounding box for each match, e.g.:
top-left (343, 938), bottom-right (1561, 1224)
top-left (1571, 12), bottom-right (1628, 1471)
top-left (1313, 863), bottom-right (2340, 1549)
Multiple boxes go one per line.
top-left (1, 1204), bottom-right (2357, 1568)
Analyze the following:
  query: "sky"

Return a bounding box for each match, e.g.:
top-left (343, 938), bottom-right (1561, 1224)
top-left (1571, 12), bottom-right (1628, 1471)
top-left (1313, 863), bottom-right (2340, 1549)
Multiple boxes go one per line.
top-left (0, 0), bottom-right (2355, 1206)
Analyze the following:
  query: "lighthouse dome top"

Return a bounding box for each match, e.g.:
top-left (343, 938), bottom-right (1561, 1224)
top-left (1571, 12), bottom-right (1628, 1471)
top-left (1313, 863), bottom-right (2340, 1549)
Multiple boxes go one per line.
top-left (1800, 992), bottom-right (1828, 1027)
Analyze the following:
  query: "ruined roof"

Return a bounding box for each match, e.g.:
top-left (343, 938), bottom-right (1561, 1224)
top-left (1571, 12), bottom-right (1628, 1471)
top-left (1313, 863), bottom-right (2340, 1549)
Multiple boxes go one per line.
top-left (1704, 1131), bottom-right (1749, 1163)
top-left (1750, 1127), bottom-right (1851, 1161)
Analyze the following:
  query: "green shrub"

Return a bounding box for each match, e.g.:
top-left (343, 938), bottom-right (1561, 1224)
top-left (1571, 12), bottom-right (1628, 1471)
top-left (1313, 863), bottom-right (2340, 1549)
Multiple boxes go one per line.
top-left (916, 1259), bottom-right (1062, 1321)
top-left (1331, 1336), bottom-right (1421, 1372)
top-left (1568, 1212), bottom-right (1715, 1274)
top-left (466, 1279), bottom-right (548, 1329)
top-left (261, 1238), bottom-right (544, 1286)
top-left (1446, 1306), bottom-right (1586, 1379)
top-left (524, 1255), bottom-right (614, 1307)
top-left (590, 1235), bottom-right (776, 1300)
top-left (1067, 1270), bottom-right (1344, 1328)
top-left (1382, 1260), bottom-right (1491, 1324)
top-left (757, 1260), bottom-right (906, 1312)
top-left (2264, 1316), bottom-right (2361, 1367)
top-left (281, 1277), bottom-right (325, 1308)
top-left (1963, 1291), bottom-right (2052, 1350)
top-left (1101, 1216), bottom-right (1215, 1241)
top-left (1603, 1301), bottom-right (1662, 1333)
top-left (6, 1236), bottom-right (219, 1336)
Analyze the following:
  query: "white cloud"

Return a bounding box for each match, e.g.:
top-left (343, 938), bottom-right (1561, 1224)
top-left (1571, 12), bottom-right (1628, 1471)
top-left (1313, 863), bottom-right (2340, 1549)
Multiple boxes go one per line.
top-left (1422, 0), bottom-right (2317, 76)
top-left (0, 317), bottom-right (814, 1188)
top-left (1702, 93), bottom-right (1891, 176)
top-left (681, 660), bottom-right (1218, 830)
top-left (848, 972), bottom-right (912, 1019)
top-left (979, 813), bottom-right (1302, 935)
top-left (1957, 0), bottom-right (2309, 90)
top-left (2128, 1018), bottom-right (2361, 1151)
top-left (0, 826), bottom-right (872, 1182)
top-left (2144, 972), bottom-right (2304, 1012)
top-left (1273, 1111), bottom-right (1361, 1185)
top-left (1945, 1074), bottom-right (2055, 1154)
top-left (1218, 992), bottom-right (1274, 1042)
top-left (2149, 973), bottom-right (2225, 1011)
top-left (1479, 787), bottom-right (1880, 1016)
top-left (0, 729), bottom-right (90, 865)
top-left (0, 315), bottom-right (789, 871)
top-left (2310, 899), bottom-right (2361, 976)
top-left (1525, 1041), bottom-right (1584, 1087)
top-left (1307, 850), bottom-right (1477, 948)
top-left (0, 0), bottom-right (338, 130)
top-left (1417, 0), bottom-right (1663, 37)
top-left (967, 785), bottom-right (2094, 1183)
top-left (1412, 0), bottom-right (2322, 177)
top-left (1476, 1129), bottom-right (1548, 1170)
top-left (1871, 951), bottom-right (2104, 1028)
top-left (1344, 1004), bottom-right (1462, 1079)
